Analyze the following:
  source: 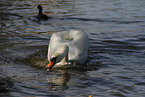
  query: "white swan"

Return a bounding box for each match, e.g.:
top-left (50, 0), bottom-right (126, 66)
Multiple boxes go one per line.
top-left (46, 30), bottom-right (89, 70)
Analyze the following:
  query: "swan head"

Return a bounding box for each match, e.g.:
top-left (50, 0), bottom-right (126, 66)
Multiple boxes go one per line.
top-left (46, 57), bottom-right (58, 70)
top-left (46, 45), bottom-right (69, 70)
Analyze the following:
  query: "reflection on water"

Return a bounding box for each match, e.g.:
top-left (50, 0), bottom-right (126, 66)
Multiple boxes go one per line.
top-left (0, 0), bottom-right (145, 97)
top-left (47, 70), bottom-right (70, 86)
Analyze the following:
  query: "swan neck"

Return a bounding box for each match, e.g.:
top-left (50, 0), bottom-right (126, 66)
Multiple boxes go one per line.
top-left (52, 45), bottom-right (69, 63)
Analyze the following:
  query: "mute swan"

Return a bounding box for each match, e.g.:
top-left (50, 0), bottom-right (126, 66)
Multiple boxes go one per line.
top-left (37, 5), bottom-right (49, 20)
top-left (46, 30), bottom-right (89, 70)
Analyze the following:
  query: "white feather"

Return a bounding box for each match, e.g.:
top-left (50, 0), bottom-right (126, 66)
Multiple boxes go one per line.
top-left (48, 30), bottom-right (89, 66)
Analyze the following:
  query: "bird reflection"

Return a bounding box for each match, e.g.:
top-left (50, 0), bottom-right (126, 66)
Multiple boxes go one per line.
top-left (47, 70), bottom-right (70, 89)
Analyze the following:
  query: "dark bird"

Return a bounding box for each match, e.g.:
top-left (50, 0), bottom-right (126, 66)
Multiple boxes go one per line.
top-left (37, 5), bottom-right (49, 20)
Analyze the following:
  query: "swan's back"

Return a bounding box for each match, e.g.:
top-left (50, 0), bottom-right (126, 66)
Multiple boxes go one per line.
top-left (48, 30), bottom-right (89, 64)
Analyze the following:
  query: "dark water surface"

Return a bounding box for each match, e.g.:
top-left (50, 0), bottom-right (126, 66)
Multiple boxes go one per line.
top-left (0, 0), bottom-right (145, 97)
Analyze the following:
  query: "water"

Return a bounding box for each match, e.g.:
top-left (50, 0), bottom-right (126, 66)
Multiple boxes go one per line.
top-left (0, 0), bottom-right (145, 97)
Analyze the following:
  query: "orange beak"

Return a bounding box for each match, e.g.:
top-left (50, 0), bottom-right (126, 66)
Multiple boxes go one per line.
top-left (46, 61), bottom-right (55, 71)
top-left (46, 57), bottom-right (57, 71)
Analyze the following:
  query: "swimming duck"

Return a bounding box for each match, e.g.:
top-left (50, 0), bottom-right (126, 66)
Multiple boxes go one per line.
top-left (37, 5), bottom-right (49, 20)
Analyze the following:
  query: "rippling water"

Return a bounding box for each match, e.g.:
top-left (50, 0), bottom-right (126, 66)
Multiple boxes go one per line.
top-left (0, 0), bottom-right (145, 97)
